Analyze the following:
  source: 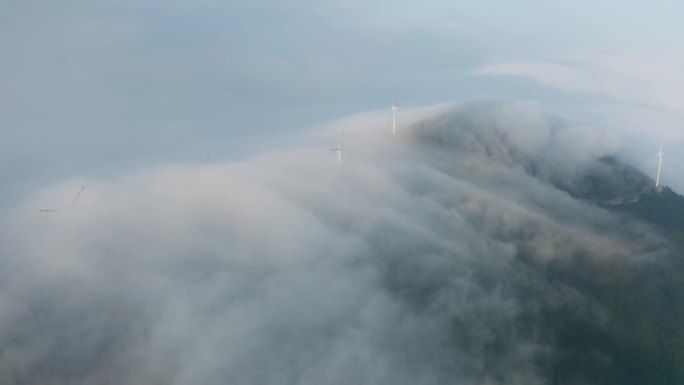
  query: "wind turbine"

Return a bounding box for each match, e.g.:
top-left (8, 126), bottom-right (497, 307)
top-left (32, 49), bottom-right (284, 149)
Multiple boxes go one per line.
top-left (203, 152), bottom-right (211, 176)
top-left (656, 142), bottom-right (664, 189)
top-left (38, 185), bottom-right (86, 213)
top-left (71, 185), bottom-right (86, 207)
top-left (391, 97), bottom-right (399, 136)
top-left (330, 128), bottom-right (344, 165)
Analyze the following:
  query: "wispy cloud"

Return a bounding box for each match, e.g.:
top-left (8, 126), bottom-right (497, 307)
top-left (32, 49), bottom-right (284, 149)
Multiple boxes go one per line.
top-left (475, 58), bottom-right (684, 113)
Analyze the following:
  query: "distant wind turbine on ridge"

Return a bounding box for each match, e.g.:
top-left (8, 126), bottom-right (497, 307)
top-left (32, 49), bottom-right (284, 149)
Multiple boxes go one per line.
top-left (38, 185), bottom-right (86, 213)
top-left (203, 152), bottom-right (211, 176)
top-left (391, 97), bottom-right (399, 136)
top-left (330, 128), bottom-right (344, 165)
top-left (71, 185), bottom-right (86, 207)
top-left (656, 142), bottom-right (664, 189)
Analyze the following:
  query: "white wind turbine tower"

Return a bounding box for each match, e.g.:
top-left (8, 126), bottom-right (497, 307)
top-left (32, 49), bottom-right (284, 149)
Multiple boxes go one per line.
top-left (330, 128), bottom-right (344, 165)
top-left (391, 97), bottom-right (399, 136)
top-left (655, 142), bottom-right (664, 189)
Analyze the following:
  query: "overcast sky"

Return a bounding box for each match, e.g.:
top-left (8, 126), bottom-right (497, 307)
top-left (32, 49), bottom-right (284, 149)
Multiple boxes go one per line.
top-left (1, 0), bottom-right (683, 204)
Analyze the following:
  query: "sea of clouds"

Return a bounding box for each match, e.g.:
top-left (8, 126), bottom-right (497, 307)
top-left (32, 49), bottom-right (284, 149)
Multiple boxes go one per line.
top-left (1, 100), bottom-right (682, 384)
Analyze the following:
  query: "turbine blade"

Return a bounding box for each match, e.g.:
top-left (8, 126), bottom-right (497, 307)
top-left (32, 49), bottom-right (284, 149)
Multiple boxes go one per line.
top-left (71, 185), bottom-right (86, 207)
top-left (203, 151), bottom-right (211, 176)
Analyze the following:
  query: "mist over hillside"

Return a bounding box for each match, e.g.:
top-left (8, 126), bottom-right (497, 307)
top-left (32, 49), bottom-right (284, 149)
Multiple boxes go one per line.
top-left (2, 101), bottom-right (683, 385)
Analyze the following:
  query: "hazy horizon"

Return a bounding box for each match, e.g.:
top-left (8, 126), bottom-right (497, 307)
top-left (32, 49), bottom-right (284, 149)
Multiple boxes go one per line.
top-left (2, 1), bottom-right (684, 206)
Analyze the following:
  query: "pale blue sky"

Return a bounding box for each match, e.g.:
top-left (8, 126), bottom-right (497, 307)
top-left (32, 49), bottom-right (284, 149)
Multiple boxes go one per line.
top-left (1, 0), bottom-right (683, 204)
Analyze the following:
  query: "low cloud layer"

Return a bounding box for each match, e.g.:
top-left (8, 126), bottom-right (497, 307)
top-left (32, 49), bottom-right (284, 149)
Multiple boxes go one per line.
top-left (2, 100), bottom-right (683, 384)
